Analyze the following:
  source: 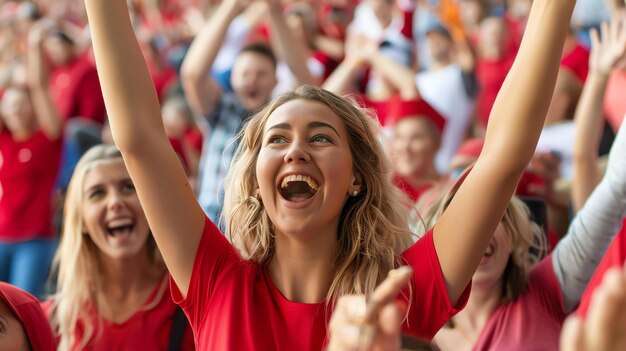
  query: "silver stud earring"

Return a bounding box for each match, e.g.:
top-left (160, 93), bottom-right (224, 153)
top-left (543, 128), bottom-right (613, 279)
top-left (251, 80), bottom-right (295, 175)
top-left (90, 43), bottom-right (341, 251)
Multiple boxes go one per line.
top-left (352, 190), bottom-right (358, 197)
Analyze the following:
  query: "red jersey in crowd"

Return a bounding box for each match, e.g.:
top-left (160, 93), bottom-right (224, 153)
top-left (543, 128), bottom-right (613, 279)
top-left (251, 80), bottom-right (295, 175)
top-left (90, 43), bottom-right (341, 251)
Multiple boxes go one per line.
top-left (0, 130), bottom-right (61, 242)
top-left (42, 278), bottom-right (195, 351)
top-left (393, 174), bottom-right (434, 203)
top-left (475, 55), bottom-right (515, 128)
top-left (469, 257), bottom-right (565, 350)
top-left (49, 52), bottom-right (106, 124)
top-left (171, 217), bottom-right (470, 350)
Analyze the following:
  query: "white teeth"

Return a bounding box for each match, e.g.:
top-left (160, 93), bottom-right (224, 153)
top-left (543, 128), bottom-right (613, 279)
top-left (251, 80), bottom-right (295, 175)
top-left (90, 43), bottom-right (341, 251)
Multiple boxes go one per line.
top-left (108, 219), bottom-right (133, 227)
top-left (280, 174), bottom-right (319, 190)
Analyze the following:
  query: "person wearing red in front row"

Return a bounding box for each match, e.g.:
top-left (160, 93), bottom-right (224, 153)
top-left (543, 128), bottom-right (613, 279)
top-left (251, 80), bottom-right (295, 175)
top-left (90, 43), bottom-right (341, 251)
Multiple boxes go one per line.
top-left (0, 23), bottom-right (62, 299)
top-left (85, 0), bottom-right (574, 348)
top-left (42, 145), bottom-right (194, 351)
top-left (0, 282), bottom-right (56, 351)
top-left (388, 97), bottom-right (446, 204)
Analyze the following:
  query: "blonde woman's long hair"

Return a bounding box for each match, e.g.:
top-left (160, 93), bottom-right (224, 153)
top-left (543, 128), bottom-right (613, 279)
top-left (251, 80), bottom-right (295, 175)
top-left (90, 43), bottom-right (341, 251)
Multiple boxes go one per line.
top-left (47, 145), bottom-right (166, 350)
top-left (416, 171), bottom-right (547, 303)
top-left (222, 85), bottom-right (415, 305)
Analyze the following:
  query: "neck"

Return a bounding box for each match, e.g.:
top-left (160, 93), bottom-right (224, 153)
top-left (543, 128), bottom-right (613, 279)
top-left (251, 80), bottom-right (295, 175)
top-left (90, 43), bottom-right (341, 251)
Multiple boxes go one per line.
top-left (451, 279), bottom-right (503, 341)
top-left (268, 228), bottom-right (338, 303)
top-left (11, 128), bottom-right (36, 141)
top-left (431, 58), bottom-right (453, 71)
top-left (98, 251), bottom-right (162, 302)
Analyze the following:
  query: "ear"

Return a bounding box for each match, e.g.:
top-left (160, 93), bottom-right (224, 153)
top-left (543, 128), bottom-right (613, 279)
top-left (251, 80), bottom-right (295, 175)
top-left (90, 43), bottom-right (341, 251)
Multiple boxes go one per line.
top-left (349, 173), bottom-right (364, 195)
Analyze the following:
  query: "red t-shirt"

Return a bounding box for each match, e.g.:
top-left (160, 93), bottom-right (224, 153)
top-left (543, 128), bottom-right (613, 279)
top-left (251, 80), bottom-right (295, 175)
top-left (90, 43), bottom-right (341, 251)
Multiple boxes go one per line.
top-left (0, 130), bottom-right (61, 241)
top-left (49, 53), bottom-right (106, 124)
top-left (170, 217), bottom-right (470, 350)
top-left (475, 56), bottom-right (515, 128)
top-left (577, 219), bottom-right (626, 318)
top-left (471, 257), bottom-right (565, 350)
top-left (604, 70), bottom-right (626, 132)
top-left (393, 174), bottom-right (434, 203)
top-left (42, 278), bottom-right (195, 351)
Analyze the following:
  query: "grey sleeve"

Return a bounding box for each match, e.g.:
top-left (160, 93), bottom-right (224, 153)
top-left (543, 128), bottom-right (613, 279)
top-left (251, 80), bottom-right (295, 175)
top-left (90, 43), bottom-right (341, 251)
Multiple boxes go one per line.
top-left (552, 118), bottom-right (626, 312)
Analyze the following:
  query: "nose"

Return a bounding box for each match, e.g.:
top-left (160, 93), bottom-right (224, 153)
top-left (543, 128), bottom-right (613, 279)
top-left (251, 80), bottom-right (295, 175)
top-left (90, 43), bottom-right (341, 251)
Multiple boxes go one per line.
top-left (284, 140), bottom-right (311, 163)
top-left (106, 190), bottom-right (125, 211)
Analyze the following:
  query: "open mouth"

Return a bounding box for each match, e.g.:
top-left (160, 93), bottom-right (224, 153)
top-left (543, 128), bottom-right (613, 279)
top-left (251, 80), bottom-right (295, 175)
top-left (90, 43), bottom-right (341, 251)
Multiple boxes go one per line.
top-left (107, 220), bottom-right (135, 238)
top-left (279, 174), bottom-right (319, 202)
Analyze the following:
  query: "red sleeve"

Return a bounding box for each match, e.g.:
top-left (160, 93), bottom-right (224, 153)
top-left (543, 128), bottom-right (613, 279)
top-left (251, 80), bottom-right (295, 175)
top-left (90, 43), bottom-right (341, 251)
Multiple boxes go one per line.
top-left (76, 68), bottom-right (106, 125)
top-left (400, 230), bottom-right (471, 340)
top-left (169, 217), bottom-right (242, 328)
top-left (577, 222), bottom-right (626, 318)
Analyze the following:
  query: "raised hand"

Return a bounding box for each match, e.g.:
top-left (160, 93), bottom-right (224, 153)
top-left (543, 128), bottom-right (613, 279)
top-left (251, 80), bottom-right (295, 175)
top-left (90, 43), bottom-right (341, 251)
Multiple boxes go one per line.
top-left (589, 14), bottom-right (626, 75)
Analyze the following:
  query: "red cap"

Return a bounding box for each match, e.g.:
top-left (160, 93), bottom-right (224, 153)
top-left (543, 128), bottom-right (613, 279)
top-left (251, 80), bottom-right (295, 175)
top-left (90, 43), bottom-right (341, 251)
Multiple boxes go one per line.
top-left (0, 282), bottom-right (56, 351)
top-left (387, 97), bottom-right (446, 134)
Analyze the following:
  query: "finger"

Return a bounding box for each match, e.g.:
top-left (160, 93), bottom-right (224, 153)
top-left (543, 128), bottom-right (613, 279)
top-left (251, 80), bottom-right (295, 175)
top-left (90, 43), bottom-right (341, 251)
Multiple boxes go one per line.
top-left (611, 16), bottom-right (620, 46)
top-left (560, 315), bottom-right (585, 351)
top-left (590, 28), bottom-right (601, 53)
top-left (601, 21), bottom-right (611, 46)
top-left (363, 266), bottom-right (413, 324)
top-left (376, 302), bottom-right (403, 351)
top-left (335, 295), bottom-right (368, 325)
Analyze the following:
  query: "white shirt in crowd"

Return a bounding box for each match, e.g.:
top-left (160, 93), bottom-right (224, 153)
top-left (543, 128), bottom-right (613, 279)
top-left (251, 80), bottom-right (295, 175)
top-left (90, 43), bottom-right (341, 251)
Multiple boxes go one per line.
top-left (415, 64), bottom-right (475, 173)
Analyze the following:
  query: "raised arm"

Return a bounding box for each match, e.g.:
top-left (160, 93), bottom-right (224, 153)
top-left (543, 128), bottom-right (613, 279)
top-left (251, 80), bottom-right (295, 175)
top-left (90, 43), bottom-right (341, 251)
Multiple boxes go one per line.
top-left (572, 17), bottom-right (626, 211)
top-left (265, 0), bottom-right (321, 87)
top-left (366, 42), bottom-right (420, 99)
top-left (433, 0), bottom-right (576, 305)
top-left (553, 110), bottom-right (626, 312)
top-left (27, 24), bottom-right (62, 140)
top-left (84, 0), bottom-right (206, 297)
top-left (322, 36), bottom-right (368, 95)
top-left (180, 0), bottom-right (246, 117)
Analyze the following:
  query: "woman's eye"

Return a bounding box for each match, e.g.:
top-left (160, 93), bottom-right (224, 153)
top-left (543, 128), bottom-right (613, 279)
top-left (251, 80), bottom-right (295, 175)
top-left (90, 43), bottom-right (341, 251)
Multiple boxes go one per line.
top-left (88, 190), bottom-right (104, 199)
top-left (122, 182), bottom-right (136, 192)
top-left (268, 136), bottom-right (287, 144)
top-left (311, 135), bottom-right (331, 143)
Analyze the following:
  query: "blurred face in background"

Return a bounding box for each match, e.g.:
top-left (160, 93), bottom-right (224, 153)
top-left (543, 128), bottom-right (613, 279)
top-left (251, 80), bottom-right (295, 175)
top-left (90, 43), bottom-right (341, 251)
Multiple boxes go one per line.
top-left (44, 34), bottom-right (75, 66)
top-left (390, 117), bottom-right (440, 179)
top-left (231, 51), bottom-right (277, 112)
top-left (478, 17), bottom-right (508, 58)
top-left (0, 88), bottom-right (36, 137)
top-left (426, 30), bottom-right (453, 63)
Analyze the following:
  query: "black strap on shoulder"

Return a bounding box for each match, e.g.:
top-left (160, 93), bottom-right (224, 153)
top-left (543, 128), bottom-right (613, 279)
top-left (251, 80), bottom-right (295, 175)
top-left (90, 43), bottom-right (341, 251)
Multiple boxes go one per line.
top-left (168, 306), bottom-right (189, 351)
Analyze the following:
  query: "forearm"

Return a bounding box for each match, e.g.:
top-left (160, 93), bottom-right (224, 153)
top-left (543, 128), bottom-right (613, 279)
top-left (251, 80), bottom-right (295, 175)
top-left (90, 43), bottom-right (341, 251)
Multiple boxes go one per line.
top-left (180, 2), bottom-right (238, 85)
top-left (369, 52), bottom-right (419, 99)
top-left (28, 41), bottom-right (61, 139)
top-left (484, 0), bottom-right (576, 170)
top-left (85, 0), bottom-right (165, 152)
top-left (572, 73), bottom-right (610, 211)
top-left (553, 180), bottom-right (626, 312)
top-left (555, 119), bottom-right (626, 311)
top-left (267, 5), bottom-right (319, 86)
top-left (321, 57), bottom-right (363, 95)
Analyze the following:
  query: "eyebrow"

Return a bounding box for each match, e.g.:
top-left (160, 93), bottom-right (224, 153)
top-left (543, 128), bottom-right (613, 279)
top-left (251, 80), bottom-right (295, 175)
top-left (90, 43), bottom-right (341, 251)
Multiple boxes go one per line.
top-left (267, 121), bottom-right (341, 138)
